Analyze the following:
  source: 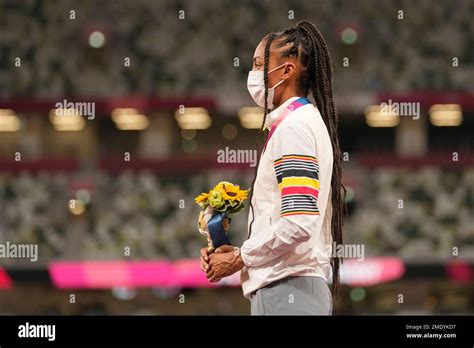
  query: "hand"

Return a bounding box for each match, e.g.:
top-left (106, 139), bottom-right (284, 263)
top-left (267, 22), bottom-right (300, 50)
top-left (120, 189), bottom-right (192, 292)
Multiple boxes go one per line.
top-left (200, 247), bottom-right (211, 272)
top-left (200, 245), bottom-right (234, 273)
top-left (206, 245), bottom-right (244, 283)
top-left (215, 245), bottom-right (236, 253)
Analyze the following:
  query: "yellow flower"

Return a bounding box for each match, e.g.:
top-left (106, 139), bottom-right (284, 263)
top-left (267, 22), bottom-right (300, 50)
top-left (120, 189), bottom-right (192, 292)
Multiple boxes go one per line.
top-left (235, 189), bottom-right (249, 201)
top-left (195, 192), bottom-right (209, 204)
top-left (214, 181), bottom-right (241, 201)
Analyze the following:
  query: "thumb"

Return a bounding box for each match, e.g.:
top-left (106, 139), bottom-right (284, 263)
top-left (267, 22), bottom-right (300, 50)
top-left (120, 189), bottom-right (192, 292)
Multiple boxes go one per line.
top-left (215, 245), bottom-right (235, 253)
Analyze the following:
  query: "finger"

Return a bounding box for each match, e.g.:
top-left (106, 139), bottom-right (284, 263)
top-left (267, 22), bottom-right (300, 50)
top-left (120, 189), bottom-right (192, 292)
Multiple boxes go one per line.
top-left (209, 259), bottom-right (217, 269)
top-left (201, 247), bottom-right (210, 261)
top-left (208, 272), bottom-right (218, 282)
top-left (200, 259), bottom-right (208, 272)
top-left (215, 245), bottom-right (233, 253)
top-left (206, 270), bottom-right (215, 279)
top-left (200, 256), bottom-right (210, 270)
top-left (200, 248), bottom-right (209, 261)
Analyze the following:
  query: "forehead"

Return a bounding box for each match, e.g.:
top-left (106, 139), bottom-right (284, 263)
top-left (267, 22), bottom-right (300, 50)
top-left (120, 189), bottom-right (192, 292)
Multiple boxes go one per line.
top-left (253, 40), bottom-right (267, 60)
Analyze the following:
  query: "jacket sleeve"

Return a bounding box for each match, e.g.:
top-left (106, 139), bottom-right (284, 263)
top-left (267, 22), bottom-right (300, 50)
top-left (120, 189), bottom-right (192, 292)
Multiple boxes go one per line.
top-left (241, 119), bottom-right (321, 267)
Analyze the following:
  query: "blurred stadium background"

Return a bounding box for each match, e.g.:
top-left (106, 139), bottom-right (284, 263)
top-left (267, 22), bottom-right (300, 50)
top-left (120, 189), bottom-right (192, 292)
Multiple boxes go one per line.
top-left (0, 0), bottom-right (473, 314)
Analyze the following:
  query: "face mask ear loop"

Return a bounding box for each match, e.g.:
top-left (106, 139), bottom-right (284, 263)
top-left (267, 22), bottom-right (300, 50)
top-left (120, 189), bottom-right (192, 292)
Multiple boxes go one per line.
top-left (268, 63), bottom-right (288, 90)
top-left (267, 63), bottom-right (287, 75)
top-left (270, 78), bottom-right (285, 90)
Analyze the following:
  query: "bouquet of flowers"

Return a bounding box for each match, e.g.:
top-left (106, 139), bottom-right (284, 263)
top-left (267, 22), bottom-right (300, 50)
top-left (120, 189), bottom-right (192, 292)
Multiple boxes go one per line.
top-left (195, 181), bottom-right (249, 252)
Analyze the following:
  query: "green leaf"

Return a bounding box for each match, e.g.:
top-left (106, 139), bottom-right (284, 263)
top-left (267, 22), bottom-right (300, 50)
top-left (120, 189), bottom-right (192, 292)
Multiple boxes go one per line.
top-left (229, 203), bottom-right (246, 214)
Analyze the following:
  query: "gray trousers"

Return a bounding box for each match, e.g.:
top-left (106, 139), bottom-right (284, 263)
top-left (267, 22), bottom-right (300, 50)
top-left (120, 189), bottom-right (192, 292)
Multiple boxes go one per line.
top-left (250, 276), bottom-right (332, 315)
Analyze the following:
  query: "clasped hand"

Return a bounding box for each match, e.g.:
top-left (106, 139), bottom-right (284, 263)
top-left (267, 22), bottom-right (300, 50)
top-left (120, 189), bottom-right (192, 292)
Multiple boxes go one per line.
top-left (199, 245), bottom-right (244, 283)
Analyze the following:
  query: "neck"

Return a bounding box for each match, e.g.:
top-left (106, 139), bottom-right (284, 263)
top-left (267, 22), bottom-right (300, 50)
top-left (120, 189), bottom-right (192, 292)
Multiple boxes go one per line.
top-left (273, 89), bottom-right (305, 109)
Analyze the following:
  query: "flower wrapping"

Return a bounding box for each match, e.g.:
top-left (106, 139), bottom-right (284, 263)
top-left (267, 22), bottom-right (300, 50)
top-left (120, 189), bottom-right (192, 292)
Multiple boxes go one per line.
top-left (195, 181), bottom-right (249, 252)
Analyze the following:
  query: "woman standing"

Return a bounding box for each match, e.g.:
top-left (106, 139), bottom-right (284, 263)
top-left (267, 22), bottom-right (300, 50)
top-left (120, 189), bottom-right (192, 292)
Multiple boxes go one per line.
top-left (201, 20), bottom-right (345, 315)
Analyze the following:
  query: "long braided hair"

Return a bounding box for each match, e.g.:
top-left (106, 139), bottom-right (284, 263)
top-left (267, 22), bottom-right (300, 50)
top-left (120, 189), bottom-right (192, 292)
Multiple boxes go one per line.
top-left (247, 32), bottom-right (275, 237)
top-left (247, 21), bottom-right (345, 297)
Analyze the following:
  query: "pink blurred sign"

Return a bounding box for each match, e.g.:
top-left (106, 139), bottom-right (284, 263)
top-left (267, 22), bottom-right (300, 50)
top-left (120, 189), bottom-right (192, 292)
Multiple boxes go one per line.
top-left (340, 257), bottom-right (405, 286)
top-left (0, 267), bottom-right (13, 289)
top-left (49, 259), bottom-right (240, 289)
top-left (50, 257), bottom-right (404, 289)
top-left (446, 260), bottom-right (472, 282)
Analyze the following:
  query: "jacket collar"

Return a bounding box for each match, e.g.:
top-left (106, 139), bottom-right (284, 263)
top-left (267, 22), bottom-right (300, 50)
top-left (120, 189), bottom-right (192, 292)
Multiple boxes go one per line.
top-left (263, 96), bottom-right (301, 130)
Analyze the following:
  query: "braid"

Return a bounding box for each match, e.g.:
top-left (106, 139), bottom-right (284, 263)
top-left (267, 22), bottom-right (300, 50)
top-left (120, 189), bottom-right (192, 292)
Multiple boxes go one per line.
top-left (296, 20), bottom-right (346, 298)
top-left (263, 33), bottom-right (275, 119)
top-left (268, 22), bottom-right (345, 297)
top-left (247, 33), bottom-right (275, 238)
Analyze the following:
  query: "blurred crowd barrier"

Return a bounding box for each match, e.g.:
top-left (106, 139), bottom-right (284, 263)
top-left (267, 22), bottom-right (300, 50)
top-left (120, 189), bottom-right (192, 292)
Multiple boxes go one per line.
top-left (1, 165), bottom-right (473, 265)
top-left (1, 0), bottom-right (473, 100)
top-left (0, 169), bottom-right (253, 262)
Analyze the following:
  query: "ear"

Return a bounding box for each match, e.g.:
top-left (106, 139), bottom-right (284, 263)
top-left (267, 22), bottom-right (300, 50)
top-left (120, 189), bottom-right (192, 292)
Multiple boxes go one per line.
top-left (281, 63), bottom-right (297, 80)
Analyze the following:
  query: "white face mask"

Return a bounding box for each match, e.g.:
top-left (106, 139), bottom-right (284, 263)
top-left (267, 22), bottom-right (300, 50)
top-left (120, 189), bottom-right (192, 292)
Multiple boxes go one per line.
top-left (247, 63), bottom-right (287, 109)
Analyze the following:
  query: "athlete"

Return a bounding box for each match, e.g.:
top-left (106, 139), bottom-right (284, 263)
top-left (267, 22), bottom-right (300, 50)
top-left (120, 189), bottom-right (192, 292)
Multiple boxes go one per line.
top-left (200, 20), bottom-right (345, 315)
